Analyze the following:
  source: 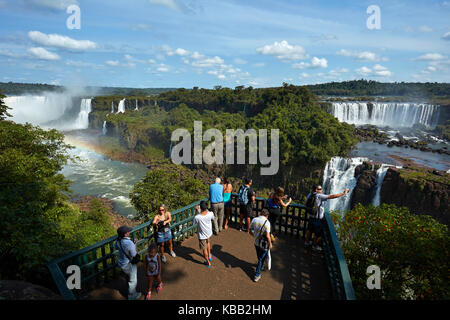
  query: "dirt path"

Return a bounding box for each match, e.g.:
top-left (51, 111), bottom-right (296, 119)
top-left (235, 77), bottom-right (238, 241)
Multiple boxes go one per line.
top-left (88, 226), bottom-right (332, 300)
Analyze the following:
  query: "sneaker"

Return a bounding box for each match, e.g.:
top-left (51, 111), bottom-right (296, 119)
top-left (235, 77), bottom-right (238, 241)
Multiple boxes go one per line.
top-left (313, 245), bottom-right (323, 252)
top-left (161, 255), bottom-right (167, 263)
top-left (305, 240), bottom-right (313, 247)
top-left (253, 275), bottom-right (261, 282)
top-left (145, 291), bottom-right (152, 300)
top-left (156, 282), bottom-right (164, 293)
top-left (128, 292), bottom-right (142, 300)
top-left (169, 250), bottom-right (176, 258)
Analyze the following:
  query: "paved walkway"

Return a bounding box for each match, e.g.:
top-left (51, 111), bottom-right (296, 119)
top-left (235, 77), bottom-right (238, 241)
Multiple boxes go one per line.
top-left (88, 226), bottom-right (332, 300)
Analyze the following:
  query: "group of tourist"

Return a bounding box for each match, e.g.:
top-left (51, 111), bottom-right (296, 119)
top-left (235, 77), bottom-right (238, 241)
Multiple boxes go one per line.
top-left (114, 177), bottom-right (350, 300)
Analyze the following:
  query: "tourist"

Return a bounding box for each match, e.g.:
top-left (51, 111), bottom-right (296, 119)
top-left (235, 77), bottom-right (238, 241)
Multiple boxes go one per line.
top-left (238, 178), bottom-right (255, 232)
top-left (144, 243), bottom-right (163, 300)
top-left (305, 185), bottom-right (350, 251)
top-left (152, 204), bottom-right (176, 263)
top-left (249, 209), bottom-right (272, 282)
top-left (267, 187), bottom-right (292, 239)
top-left (222, 177), bottom-right (233, 230)
top-left (193, 200), bottom-right (214, 268)
top-left (209, 177), bottom-right (224, 234)
top-left (115, 225), bottom-right (141, 300)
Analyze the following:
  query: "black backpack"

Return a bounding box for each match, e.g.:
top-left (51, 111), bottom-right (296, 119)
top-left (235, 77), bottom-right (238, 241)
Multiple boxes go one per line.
top-left (305, 193), bottom-right (319, 218)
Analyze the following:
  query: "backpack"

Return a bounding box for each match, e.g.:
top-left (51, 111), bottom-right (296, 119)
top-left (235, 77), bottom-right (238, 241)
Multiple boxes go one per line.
top-left (238, 185), bottom-right (249, 205)
top-left (306, 193), bottom-right (320, 218)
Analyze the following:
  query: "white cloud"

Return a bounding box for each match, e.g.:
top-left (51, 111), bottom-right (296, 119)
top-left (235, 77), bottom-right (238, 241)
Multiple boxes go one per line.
top-left (106, 60), bottom-right (120, 66)
top-left (293, 57), bottom-right (328, 69)
top-left (337, 49), bottom-right (387, 62)
top-left (419, 25), bottom-right (433, 33)
top-left (356, 65), bottom-right (392, 77)
top-left (256, 40), bottom-right (308, 61)
top-left (28, 31), bottom-right (97, 51)
top-left (28, 47), bottom-right (60, 60)
top-left (157, 66), bottom-right (169, 72)
top-left (191, 56), bottom-right (224, 68)
top-left (253, 63), bottom-right (265, 67)
top-left (131, 24), bottom-right (151, 32)
top-left (441, 32), bottom-right (450, 41)
top-left (234, 58), bottom-right (247, 65)
top-left (149, 0), bottom-right (181, 11)
top-left (26, 0), bottom-right (78, 10)
top-left (415, 53), bottom-right (447, 61)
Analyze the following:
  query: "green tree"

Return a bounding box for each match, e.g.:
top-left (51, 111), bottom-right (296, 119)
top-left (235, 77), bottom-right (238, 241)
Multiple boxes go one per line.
top-left (130, 166), bottom-right (207, 221)
top-left (335, 204), bottom-right (450, 300)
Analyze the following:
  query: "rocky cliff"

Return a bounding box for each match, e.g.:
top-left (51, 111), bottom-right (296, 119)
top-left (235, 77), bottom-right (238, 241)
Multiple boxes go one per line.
top-left (380, 166), bottom-right (449, 225)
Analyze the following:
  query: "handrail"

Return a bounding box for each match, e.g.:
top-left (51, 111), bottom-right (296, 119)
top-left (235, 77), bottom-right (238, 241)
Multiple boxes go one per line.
top-left (47, 194), bottom-right (355, 300)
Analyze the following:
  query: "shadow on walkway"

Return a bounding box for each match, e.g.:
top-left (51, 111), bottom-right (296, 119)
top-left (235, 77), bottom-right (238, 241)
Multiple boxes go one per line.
top-left (87, 225), bottom-right (332, 300)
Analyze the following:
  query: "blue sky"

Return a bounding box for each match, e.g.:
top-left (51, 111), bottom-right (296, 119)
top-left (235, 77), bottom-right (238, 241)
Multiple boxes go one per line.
top-left (0, 0), bottom-right (449, 88)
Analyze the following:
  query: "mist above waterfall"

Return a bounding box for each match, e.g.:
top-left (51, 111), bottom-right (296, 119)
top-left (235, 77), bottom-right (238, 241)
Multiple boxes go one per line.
top-left (3, 86), bottom-right (96, 131)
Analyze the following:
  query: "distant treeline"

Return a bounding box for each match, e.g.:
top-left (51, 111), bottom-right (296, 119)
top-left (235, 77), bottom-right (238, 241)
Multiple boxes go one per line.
top-left (0, 82), bottom-right (177, 96)
top-left (305, 80), bottom-right (450, 98)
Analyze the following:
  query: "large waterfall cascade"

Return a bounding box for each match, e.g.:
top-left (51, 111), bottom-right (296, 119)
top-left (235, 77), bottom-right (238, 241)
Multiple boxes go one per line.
top-left (73, 98), bottom-right (92, 130)
top-left (117, 99), bottom-right (126, 114)
top-left (322, 157), bottom-right (368, 214)
top-left (332, 102), bottom-right (441, 128)
top-left (5, 95), bottom-right (92, 131)
top-left (372, 164), bottom-right (392, 207)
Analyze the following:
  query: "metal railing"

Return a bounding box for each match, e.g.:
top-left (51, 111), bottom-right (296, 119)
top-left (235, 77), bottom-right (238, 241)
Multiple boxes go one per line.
top-left (47, 194), bottom-right (355, 300)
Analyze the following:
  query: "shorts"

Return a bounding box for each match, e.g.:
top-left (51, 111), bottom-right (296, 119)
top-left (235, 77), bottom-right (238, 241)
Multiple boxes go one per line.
top-left (239, 204), bottom-right (254, 218)
top-left (224, 199), bottom-right (232, 208)
top-left (199, 238), bottom-right (210, 250)
top-left (307, 218), bottom-right (324, 236)
top-left (156, 230), bottom-right (172, 244)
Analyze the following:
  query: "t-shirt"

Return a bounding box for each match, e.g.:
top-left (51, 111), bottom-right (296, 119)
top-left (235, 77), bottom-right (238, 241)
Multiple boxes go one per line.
top-left (194, 211), bottom-right (214, 240)
top-left (306, 193), bottom-right (329, 220)
top-left (209, 182), bottom-right (224, 203)
top-left (250, 216), bottom-right (271, 247)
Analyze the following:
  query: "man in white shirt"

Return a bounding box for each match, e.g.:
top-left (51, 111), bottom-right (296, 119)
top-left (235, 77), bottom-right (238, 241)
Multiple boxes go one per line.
top-left (249, 209), bottom-right (272, 282)
top-left (193, 201), bottom-right (215, 268)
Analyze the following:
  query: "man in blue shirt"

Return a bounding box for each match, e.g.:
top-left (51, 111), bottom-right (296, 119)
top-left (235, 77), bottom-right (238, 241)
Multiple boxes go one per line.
top-left (209, 177), bottom-right (224, 234)
top-left (115, 226), bottom-right (142, 300)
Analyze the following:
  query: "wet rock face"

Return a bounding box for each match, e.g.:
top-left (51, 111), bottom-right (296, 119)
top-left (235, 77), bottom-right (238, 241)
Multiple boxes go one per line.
top-left (380, 167), bottom-right (449, 226)
top-left (0, 281), bottom-right (61, 300)
top-left (351, 167), bottom-right (377, 208)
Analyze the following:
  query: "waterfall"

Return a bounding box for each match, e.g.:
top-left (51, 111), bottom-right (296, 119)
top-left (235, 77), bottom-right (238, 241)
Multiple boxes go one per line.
top-left (117, 99), bottom-right (126, 114)
top-left (331, 102), bottom-right (440, 128)
top-left (102, 121), bottom-right (107, 135)
top-left (73, 99), bottom-right (92, 130)
top-left (322, 157), bottom-right (368, 214)
top-left (169, 142), bottom-right (173, 157)
top-left (372, 164), bottom-right (391, 206)
top-left (135, 99), bottom-right (139, 111)
top-left (111, 102), bottom-right (114, 114)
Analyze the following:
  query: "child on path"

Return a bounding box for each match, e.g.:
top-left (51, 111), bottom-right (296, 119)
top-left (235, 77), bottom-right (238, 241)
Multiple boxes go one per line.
top-left (144, 243), bottom-right (163, 300)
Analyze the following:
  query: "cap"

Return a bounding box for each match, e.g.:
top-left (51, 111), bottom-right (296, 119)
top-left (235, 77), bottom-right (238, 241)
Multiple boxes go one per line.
top-left (117, 225), bottom-right (133, 238)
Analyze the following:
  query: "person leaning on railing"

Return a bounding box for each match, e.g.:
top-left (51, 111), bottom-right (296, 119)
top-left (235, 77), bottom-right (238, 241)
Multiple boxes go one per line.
top-left (305, 185), bottom-right (349, 252)
top-left (114, 226), bottom-right (142, 300)
top-left (152, 204), bottom-right (176, 263)
top-left (267, 187), bottom-right (292, 240)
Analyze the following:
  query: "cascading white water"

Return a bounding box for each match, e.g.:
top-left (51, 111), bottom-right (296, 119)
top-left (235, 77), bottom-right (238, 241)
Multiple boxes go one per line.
top-left (5, 95), bottom-right (92, 131)
top-left (73, 99), bottom-right (92, 130)
top-left (111, 102), bottom-right (114, 113)
top-left (332, 102), bottom-right (440, 128)
top-left (135, 99), bottom-right (139, 111)
top-left (117, 99), bottom-right (126, 114)
top-left (372, 164), bottom-right (391, 207)
top-left (102, 121), bottom-right (107, 135)
top-left (5, 95), bottom-right (73, 127)
top-left (322, 157), bottom-right (369, 214)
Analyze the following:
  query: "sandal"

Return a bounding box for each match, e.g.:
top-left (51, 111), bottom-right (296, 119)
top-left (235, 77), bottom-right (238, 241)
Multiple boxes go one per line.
top-left (156, 282), bottom-right (164, 293)
top-left (145, 291), bottom-right (151, 300)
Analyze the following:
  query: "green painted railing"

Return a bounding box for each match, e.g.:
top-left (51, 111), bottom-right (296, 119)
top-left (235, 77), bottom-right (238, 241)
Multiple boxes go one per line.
top-left (47, 194), bottom-right (355, 300)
